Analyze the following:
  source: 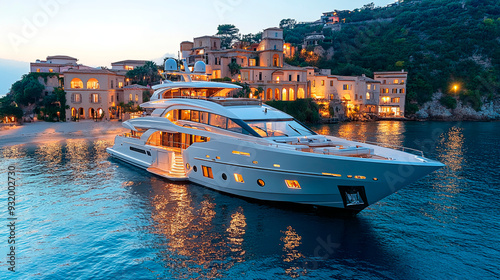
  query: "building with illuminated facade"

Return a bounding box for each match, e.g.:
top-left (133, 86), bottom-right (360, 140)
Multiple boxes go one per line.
top-left (30, 55), bottom-right (146, 121)
top-left (181, 28), bottom-right (308, 101)
top-left (306, 68), bottom-right (381, 117)
top-left (111, 60), bottom-right (149, 75)
top-left (374, 70), bottom-right (408, 117)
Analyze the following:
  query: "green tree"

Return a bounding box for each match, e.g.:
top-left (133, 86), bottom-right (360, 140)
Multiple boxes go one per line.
top-left (39, 87), bottom-right (67, 122)
top-left (279, 18), bottom-right (297, 29)
top-left (216, 24), bottom-right (239, 48)
top-left (11, 75), bottom-right (45, 105)
top-left (0, 95), bottom-right (23, 121)
top-left (126, 61), bottom-right (161, 86)
top-left (228, 61), bottom-right (241, 76)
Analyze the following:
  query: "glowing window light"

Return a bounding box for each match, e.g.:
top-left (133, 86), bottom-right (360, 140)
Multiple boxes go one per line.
top-left (347, 175), bottom-right (353, 178)
top-left (322, 172), bottom-right (341, 177)
top-left (285, 180), bottom-right (301, 189)
top-left (234, 173), bottom-right (244, 183)
top-left (354, 176), bottom-right (366, 179)
top-left (273, 164), bottom-right (281, 168)
top-left (232, 151), bottom-right (250, 156)
top-left (202, 166), bottom-right (213, 179)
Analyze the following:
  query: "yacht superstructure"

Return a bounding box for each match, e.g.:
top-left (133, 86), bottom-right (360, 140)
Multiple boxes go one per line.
top-left (107, 59), bottom-right (444, 213)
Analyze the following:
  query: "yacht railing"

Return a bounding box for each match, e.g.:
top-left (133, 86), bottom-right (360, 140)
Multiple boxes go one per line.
top-left (343, 138), bottom-right (424, 157)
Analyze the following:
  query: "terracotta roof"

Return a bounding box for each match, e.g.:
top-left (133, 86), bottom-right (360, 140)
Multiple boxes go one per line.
top-left (194, 35), bottom-right (220, 40)
top-left (264, 27), bottom-right (282, 31)
top-left (47, 55), bottom-right (78, 60)
top-left (111, 60), bottom-right (148, 65)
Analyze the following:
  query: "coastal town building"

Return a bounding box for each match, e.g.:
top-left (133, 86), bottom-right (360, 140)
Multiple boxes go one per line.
top-left (111, 60), bottom-right (149, 75)
top-left (321, 11), bottom-right (340, 25)
top-left (30, 55), bottom-right (149, 121)
top-left (306, 68), bottom-right (380, 117)
top-left (30, 55), bottom-right (95, 96)
top-left (181, 28), bottom-right (308, 101)
top-left (374, 70), bottom-right (408, 117)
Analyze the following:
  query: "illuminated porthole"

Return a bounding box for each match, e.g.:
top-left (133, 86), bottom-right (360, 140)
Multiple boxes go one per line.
top-left (373, 178), bottom-right (378, 181)
top-left (257, 179), bottom-right (265, 187)
top-left (222, 173), bottom-right (227, 180)
top-left (186, 163), bottom-right (190, 169)
top-left (193, 166), bottom-right (197, 172)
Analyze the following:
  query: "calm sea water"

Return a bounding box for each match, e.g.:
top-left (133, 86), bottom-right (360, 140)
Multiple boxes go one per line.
top-left (1, 121), bottom-right (499, 279)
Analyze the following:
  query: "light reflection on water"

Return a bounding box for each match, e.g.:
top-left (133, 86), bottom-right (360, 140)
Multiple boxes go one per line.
top-left (1, 121), bottom-right (499, 279)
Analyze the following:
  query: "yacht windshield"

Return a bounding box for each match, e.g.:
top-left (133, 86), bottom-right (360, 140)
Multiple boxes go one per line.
top-left (245, 119), bottom-right (314, 137)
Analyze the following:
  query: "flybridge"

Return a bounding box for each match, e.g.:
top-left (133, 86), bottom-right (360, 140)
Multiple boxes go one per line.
top-left (149, 58), bottom-right (242, 101)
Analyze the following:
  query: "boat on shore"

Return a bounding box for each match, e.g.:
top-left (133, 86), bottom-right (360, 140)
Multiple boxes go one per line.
top-left (106, 59), bottom-right (444, 214)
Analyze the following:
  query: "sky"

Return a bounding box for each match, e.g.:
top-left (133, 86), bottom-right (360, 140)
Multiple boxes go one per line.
top-left (0, 0), bottom-right (396, 95)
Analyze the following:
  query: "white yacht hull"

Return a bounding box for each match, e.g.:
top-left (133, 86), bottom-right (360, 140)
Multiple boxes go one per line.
top-left (107, 135), bottom-right (442, 213)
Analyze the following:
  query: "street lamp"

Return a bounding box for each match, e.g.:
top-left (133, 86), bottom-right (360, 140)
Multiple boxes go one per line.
top-left (453, 84), bottom-right (459, 94)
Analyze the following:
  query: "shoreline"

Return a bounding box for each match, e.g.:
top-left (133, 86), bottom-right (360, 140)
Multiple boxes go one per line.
top-left (2, 118), bottom-right (499, 147)
top-left (0, 120), bottom-right (128, 147)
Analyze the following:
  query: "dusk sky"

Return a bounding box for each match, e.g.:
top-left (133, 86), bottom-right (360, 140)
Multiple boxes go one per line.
top-left (0, 0), bottom-right (396, 95)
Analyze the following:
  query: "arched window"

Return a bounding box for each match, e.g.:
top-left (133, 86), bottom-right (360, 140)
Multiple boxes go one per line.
top-left (87, 78), bottom-right (100, 89)
top-left (71, 108), bottom-right (77, 118)
top-left (275, 88), bottom-right (280, 100)
top-left (78, 108), bottom-right (85, 119)
top-left (366, 92), bottom-right (370, 100)
top-left (289, 88), bottom-right (295, 101)
top-left (266, 88), bottom-right (272, 100)
top-left (70, 78), bottom-right (83, 89)
top-left (282, 88), bottom-right (287, 101)
top-left (297, 88), bottom-right (305, 99)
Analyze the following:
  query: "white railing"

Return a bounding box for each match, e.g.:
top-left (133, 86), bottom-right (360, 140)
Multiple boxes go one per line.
top-left (344, 138), bottom-right (424, 157)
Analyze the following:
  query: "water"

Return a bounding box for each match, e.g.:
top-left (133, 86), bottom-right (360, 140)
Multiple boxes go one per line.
top-left (1, 121), bottom-right (499, 279)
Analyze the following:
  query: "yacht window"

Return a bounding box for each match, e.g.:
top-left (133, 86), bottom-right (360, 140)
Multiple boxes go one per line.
top-left (146, 131), bottom-right (161, 146)
top-left (165, 109), bottom-right (178, 121)
top-left (181, 110), bottom-right (191, 120)
top-left (227, 119), bottom-right (243, 133)
top-left (245, 119), bottom-right (314, 137)
top-left (200, 112), bottom-right (209, 124)
top-left (202, 166), bottom-right (213, 179)
top-left (209, 114), bottom-right (227, 129)
top-left (191, 110), bottom-right (200, 122)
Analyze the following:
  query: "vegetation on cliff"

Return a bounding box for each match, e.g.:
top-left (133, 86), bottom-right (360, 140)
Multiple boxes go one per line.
top-left (265, 99), bottom-right (321, 123)
top-left (282, 0), bottom-right (500, 117)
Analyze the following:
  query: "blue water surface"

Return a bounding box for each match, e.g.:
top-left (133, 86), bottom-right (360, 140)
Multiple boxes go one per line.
top-left (0, 121), bottom-right (499, 279)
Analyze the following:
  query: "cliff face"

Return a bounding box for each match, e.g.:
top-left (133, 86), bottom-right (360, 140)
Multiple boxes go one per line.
top-left (415, 92), bottom-right (500, 120)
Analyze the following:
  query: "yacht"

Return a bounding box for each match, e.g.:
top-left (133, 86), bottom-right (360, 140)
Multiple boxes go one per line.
top-left (106, 59), bottom-right (444, 213)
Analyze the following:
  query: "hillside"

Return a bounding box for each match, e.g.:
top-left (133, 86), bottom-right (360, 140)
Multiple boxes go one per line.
top-left (283, 0), bottom-right (500, 119)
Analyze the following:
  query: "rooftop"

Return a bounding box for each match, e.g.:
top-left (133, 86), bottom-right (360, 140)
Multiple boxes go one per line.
top-left (64, 68), bottom-right (122, 75)
top-left (111, 60), bottom-right (149, 65)
top-left (47, 55), bottom-right (78, 61)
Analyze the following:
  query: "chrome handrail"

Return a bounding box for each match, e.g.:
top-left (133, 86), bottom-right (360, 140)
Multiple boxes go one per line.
top-left (345, 138), bottom-right (424, 157)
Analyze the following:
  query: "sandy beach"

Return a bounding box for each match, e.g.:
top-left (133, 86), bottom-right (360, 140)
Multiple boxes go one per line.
top-left (0, 120), bottom-right (128, 147)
